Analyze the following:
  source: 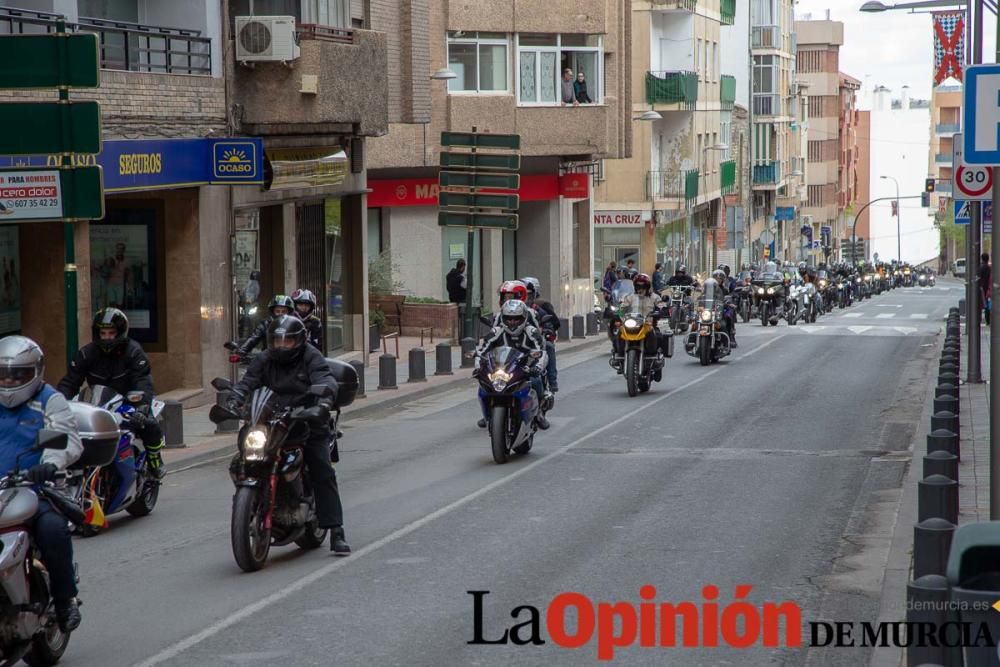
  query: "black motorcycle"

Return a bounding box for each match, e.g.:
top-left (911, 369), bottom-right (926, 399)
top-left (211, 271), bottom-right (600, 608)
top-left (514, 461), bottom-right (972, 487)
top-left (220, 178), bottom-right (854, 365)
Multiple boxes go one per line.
top-left (752, 275), bottom-right (785, 326)
top-left (684, 279), bottom-right (732, 365)
top-left (732, 272), bottom-right (754, 323)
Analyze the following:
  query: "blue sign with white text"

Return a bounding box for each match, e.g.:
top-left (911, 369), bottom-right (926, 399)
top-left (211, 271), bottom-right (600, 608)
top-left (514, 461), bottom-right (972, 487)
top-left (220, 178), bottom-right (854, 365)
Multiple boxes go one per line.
top-left (776, 207), bottom-right (795, 221)
top-left (0, 137), bottom-right (264, 192)
top-left (963, 64), bottom-right (1000, 164)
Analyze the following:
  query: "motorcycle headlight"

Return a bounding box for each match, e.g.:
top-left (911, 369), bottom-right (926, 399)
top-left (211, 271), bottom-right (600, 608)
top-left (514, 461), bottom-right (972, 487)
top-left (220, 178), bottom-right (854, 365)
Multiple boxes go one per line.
top-left (700, 309), bottom-right (713, 322)
top-left (243, 429), bottom-right (268, 461)
top-left (757, 287), bottom-right (765, 295)
top-left (673, 291), bottom-right (682, 299)
top-left (488, 368), bottom-right (512, 391)
top-left (247, 306), bottom-right (258, 316)
top-left (865, 275), bottom-right (872, 282)
top-left (623, 318), bottom-right (639, 330)
top-left (819, 280), bottom-right (827, 288)
top-left (856, 277), bottom-right (861, 283)
top-left (837, 283), bottom-right (844, 289)
top-left (766, 287), bottom-right (775, 295)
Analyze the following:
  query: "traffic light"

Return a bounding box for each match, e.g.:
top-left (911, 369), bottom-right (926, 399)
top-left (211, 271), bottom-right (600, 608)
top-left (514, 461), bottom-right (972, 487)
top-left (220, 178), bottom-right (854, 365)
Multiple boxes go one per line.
top-left (925, 178), bottom-right (936, 193)
top-left (922, 192), bottom-right (930, 207)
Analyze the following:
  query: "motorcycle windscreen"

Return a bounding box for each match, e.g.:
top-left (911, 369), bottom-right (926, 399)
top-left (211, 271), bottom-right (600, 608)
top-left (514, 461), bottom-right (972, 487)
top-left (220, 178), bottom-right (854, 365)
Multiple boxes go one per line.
top-left (611, 280), bottom-right (635, 305)
top-left (83, 385), bottom-right (123, 409)
top-left (490, 346), bottom-right (521, 370)
top-left (699, 278), bottom-right (719, 311)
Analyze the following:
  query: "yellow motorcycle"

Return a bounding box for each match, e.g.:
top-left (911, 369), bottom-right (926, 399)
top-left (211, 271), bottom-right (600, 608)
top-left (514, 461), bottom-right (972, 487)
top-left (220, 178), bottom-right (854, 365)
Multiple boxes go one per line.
top-left (609, 283), bottom-right (671, 397)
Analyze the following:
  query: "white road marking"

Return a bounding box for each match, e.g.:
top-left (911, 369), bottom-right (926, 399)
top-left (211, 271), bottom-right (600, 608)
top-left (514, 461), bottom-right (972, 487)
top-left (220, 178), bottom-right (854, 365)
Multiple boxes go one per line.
top-left (909, 313), bottom-right (928, 319)
top-left (893, 327), bottom-right (918, 335)
top-left (841, 312), bottom-right (863, 318)
top-left (876, 313), bottom-right (895, 319)
top-left (848, 326), bottom-right (873, 334)
top-left (134, 338), bottom-right (788, 666)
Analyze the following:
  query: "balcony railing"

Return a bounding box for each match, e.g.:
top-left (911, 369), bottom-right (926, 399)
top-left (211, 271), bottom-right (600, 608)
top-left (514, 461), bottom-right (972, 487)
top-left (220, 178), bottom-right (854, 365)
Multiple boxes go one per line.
top-left (647, 169), bottom-right (699, 201)
top-left (935, 153), bottom-right (952, 164)
top-left (721, 160), bottom-right (736, 194)
top-left (721, 75), bottom-right (736, 110)
top-left (720, 0), bottom-right (736, 24)
top-left (752, 161), bottom-right (781, 185)
top-left (752, 25), bottom-right (780, 49)
top-left (646, 71), bottom-right (698, 107)
top-left (651, 0), bottom-right (697, 9)
top-left (936, 123), bottom-right (961, 135)
top-left (0, 6), bottom-right (211, 75)
top-left (753, 94), bottom-right (783, 117)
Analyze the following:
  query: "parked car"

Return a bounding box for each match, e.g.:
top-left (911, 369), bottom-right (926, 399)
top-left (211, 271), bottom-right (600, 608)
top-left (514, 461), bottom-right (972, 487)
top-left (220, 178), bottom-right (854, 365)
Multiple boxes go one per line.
top-left (952, 258), bottom-right (967, 278)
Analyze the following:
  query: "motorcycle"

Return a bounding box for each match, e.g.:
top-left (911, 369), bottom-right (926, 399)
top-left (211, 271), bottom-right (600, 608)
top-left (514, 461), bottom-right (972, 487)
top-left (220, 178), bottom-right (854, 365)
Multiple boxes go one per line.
top-left (685, 279), bottom-right (732, 365)
top-left (928, 272), bottom-right (937, 287)
top-left (816, 272), bottom-right (836, 314)
top-left (477, 346), bottom-right (547, 463)
top-left (753, 273), bottom-right (786, 326)
top-left (610, 283), bottom-right (670, 397)
top-left (665, 285), bottom-right (695, 334)
top-left (732, 271), bottom-right (755, 323)
top-left (0, 429), bottom-right (85, 666)
top-left (66, 386), bottom-right (163, 535)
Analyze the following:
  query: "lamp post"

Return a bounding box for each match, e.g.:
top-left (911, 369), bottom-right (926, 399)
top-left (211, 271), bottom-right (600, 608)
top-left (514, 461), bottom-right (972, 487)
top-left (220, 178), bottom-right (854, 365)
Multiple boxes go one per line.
top-left (851, 195), bottom-right (923, 264)
top-left (880, 175), bottom-right (902, 262)
top-left (633, 110), bottom-right (663, 274)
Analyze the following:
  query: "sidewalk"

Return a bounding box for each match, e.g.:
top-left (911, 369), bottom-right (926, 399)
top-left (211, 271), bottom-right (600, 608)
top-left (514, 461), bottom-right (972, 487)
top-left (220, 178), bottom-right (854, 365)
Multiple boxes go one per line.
top-left (957, 325), bottom-right (992, 525)
top-left (161, 331), bottom-right (607, 470)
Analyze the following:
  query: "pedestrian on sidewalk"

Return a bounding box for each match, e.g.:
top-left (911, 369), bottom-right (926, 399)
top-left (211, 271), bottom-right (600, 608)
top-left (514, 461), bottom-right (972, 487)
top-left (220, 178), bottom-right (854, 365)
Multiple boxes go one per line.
top-left (979, 252), bottom-right (991, 326)
top-left (601, 261), bottom-right (617, 304)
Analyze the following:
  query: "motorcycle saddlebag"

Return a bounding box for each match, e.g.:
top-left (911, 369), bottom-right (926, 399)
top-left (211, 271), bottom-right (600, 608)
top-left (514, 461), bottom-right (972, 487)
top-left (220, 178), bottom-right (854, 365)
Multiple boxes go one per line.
top-left (663, 330), bottom-right (675, 358)
top-left (326, 358), bottom-right (359, 409)
top-left (68, 402), bottom-right (120, 469)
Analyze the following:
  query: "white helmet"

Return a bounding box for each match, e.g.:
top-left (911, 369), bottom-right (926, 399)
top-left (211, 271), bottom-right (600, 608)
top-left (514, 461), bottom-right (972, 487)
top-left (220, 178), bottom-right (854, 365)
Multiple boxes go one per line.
top-left (500, 300), bottom-right (528, 337)
top-left (0, 336), bottom-right (45, 409)
top-left (521, 277), bottom-right (541, 299)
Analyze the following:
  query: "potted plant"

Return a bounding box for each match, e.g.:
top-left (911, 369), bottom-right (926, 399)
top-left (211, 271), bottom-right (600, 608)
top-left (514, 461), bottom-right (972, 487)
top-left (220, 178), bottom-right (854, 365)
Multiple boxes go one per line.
top-left (369, 308), bottom-right (386, 353)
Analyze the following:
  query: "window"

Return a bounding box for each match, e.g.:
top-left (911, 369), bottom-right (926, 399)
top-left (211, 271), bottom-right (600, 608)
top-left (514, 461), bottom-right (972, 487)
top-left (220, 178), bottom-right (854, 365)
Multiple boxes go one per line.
top-left (448, 32), bottom-right (509, 93)
top-left (517, 33), bottom-right (602, 105)
top-left (231, 0), bottom-right (351, 29)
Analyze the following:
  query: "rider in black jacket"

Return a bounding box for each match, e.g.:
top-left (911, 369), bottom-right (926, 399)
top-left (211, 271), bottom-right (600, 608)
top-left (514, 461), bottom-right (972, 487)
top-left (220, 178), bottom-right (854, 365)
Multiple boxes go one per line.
top-left (291, 288), bottom-right (323, 351)
top-left (229, 316), bottom-right (350, 555)
top-left (237, 295), bottom-right (295, 357)
top-left (57, 308), bottom-right (166, 479)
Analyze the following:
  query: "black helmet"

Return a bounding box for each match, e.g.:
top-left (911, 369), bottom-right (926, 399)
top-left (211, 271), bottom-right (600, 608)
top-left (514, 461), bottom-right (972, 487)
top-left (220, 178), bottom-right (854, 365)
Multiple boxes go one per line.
top-left (92, 308), bottom-right (129, 354)
top-left (622, 268), bottom-right (639, 281)
top-left (290, 288), bottom-right (317, 317)
top-left (267, 315), bottom-right (306, 364)
top-left (268, 295), bottom-right (294, 318)
top-left (676, 265), bottom-right (687, 276)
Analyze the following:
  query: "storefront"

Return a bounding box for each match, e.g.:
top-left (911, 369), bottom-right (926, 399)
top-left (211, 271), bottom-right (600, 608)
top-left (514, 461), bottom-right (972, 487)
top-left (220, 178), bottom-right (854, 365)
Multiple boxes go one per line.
top-left (593, 210), bottom-right (649, 278)
top-left (0, 137), bottom-right (263, 395)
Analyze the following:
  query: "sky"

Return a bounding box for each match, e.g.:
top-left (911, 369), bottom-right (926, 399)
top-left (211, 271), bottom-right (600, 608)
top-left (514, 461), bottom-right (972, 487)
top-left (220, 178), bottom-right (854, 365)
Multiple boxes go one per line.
top-left (794, 0), bottom-right (996, 101)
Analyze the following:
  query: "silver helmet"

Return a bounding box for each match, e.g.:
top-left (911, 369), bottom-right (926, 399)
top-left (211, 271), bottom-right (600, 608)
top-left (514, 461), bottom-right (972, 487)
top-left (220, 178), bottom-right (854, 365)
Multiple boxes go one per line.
top-left (0, 336), bottom-right (45, 409)
top-left (500, 300), bottom-right (528, 337)
top-left (521, 277), bottom-right (541, 299)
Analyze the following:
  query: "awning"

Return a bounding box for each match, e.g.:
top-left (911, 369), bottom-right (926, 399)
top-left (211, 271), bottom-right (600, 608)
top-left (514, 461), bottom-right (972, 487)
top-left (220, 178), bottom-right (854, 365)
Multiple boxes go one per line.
top-left (264, 147), bottom-right (349, 191)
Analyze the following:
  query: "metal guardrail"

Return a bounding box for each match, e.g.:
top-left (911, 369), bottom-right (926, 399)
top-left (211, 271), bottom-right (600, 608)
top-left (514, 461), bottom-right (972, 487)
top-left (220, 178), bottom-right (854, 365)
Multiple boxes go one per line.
top-left (647, 169), bottom-right (699, 201)
top-left (0, 6), bottom-right (211, 75)
top-left (936, 123), bottom-right (961, 135)
top-left (752, 161), bottom-right (781, 185)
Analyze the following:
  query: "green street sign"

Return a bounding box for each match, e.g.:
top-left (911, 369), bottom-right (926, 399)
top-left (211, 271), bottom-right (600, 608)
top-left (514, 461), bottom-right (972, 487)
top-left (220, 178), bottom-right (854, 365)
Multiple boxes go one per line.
top-left (0, 166), bottom-right (104, 221)
top-left (439, 152), bottom-right (520, 171)
top-left (0, 102), bottom-right (101, 155)
top-left (0, 34), bottom-right (100, 88)
top-left (441, 132), bottom-right (521, 150)
top-left (439, 192), bottom-right (519, 210)
top-left (438, 211), bottom-right (518, 230)
top-left (440, 171), bottom-right (519, 190)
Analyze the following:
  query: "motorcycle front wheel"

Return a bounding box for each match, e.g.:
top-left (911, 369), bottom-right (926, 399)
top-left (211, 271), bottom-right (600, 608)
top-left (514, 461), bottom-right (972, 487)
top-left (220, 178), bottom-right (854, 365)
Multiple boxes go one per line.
top-left (625, 349), bottom-right (639, 397)
top-left (760, 303), bottom-right (769, 327)
top-left (740, 300), bottom-right (750, 323)
top-left (125, 477), bottom-right (159, 518)
top-left (698, 337), bottom-right (711, 366)
top-left (232, 486), bottom-right (271, 572)
top-left (490, 405), bottom-right (510, 464)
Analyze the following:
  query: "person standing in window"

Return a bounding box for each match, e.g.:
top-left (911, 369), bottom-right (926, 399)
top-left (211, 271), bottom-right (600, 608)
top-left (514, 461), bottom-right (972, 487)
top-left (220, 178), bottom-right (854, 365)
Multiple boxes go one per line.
top-left (574, 71), bottom-right (593, 104)
top-left (561, 69), bottom-right (578, 106)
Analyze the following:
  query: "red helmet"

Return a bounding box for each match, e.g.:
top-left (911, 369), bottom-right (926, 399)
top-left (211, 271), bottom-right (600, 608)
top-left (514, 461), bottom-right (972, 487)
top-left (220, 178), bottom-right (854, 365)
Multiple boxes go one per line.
top-left (634, 273), bottom-right (652, 293)
top-left (497, 280), bottom-right (528, 305)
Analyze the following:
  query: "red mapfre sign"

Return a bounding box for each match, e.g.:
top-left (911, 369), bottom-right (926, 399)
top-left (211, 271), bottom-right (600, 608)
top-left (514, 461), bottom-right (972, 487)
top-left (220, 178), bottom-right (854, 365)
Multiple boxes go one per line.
top-left (368, 174), bottom-right (589, 207)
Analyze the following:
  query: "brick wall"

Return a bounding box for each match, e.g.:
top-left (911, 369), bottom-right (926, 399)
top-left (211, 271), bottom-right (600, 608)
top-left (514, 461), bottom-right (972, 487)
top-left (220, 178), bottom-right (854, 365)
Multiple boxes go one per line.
top-left (369, 0), bottom-right (403, 122)
top-left (0, 70), bottom-right (225, 140)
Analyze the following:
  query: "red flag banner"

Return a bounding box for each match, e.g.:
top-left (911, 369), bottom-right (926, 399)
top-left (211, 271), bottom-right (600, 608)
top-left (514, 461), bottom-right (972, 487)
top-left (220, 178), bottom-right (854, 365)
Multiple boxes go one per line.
top-left (933, 11), bottom-right (965, 85)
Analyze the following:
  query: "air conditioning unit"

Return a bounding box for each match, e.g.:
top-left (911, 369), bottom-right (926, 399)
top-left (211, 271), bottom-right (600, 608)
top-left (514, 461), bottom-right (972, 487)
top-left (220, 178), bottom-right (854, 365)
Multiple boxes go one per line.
top-left (235, 16), bottom-right (300, 63)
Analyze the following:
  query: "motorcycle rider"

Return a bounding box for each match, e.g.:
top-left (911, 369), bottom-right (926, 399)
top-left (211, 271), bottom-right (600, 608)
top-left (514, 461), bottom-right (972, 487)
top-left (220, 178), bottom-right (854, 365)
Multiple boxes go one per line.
top-left (666, 265), bottom-right (695, 288)
top-left (711, 269), bottom-right (738, 348)
top-left (291, 289), bottom-right (323, 351)
top-left (228, 316), bottom-right (351, 555)
top-left (522, 277), bottom-right (560, 392)
top-left (0, 336), bottom-right (83, 632)
top-left (476, 300), bottom-right (551, 430)
top-left (57, 308), bottom-right (167, 480)
top-left (628, 274), bottom-right (673, 371)
top-left (236, 295), bottom-right (295, 357)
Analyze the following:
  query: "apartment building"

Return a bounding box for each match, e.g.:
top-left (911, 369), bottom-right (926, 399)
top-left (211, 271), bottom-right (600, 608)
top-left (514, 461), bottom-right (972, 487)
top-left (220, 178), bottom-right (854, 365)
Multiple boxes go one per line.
top-left (795, 19), bottom-right (861, 264)
top-left (366, 0), bottom-right (630, 319)
top-left (596, 0), bottom-right (737, 278)
top-left (930, 79), bottom-right (961, 270)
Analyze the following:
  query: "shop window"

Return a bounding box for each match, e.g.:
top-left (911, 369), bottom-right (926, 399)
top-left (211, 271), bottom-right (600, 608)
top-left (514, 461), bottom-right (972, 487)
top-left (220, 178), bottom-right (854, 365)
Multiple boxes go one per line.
top-left (325, 199), bottom-right (346, 353)
top-left (90, 204), bottom-right (164, 348)
top-left (447, 32), bottom-right (509, 93)
top-left (0, 226), bottom-right (20, 336)
top-left (368, 208), bottom-right (384, 260)
top-left (516, 33), bottom-right (602, 105)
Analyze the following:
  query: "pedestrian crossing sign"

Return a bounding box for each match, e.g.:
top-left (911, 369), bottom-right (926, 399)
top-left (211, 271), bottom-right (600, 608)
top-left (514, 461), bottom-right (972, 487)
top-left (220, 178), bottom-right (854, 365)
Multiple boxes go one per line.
top-left (955, 200), bottom-right (972, 224)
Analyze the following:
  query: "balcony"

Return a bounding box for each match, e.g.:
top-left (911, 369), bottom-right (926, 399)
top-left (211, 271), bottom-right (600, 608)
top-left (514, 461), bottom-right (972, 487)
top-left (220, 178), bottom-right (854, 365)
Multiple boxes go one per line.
top-left (721, 75), bottom-right (736, 110)
top-left (647, 169), bottom-right (699, 201)
top-left (752, 161), bottom-right (781, 186)
top-left (935, 153), bottom-right (952, 165)
top-left (752, 25), bottom-right (780, 50)
top-left (0, 6), bottom-right (211, 75)
top-left (937, 182), bottom-right (953, 195)
top-left (233, 28), bottom-right (388, 137)
top-left (721, 160), bottom-right (736, 194)
top-left (753, 94), bottom-right (783, 117)
top-left (646, 71), bottom-right (697, 108)
top-left (721, 0), bottom-right (736, 24)
top-left (650, 0), bottom-right (697, 9)
top-left (936, 123), bottom-right (961, 135)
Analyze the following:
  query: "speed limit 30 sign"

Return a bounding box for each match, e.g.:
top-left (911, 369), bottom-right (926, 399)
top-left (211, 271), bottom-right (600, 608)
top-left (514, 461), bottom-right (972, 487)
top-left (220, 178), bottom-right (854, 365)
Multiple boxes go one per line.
top-left (954, 132), bottom-right (994, 200)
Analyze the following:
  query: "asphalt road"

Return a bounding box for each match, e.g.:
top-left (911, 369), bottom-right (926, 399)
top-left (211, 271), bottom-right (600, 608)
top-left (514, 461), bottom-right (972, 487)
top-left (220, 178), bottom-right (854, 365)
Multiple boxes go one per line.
top-left (62, 281), bottom-right (960, 667)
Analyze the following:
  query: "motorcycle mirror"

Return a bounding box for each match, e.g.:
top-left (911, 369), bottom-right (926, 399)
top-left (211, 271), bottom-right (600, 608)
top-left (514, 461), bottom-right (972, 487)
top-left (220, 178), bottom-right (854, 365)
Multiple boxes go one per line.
top-left (223, 341), bottom-right (238, 352)
top-left (209, 404), bottom-right (236, 424)
top-left (211, 377), bottom-right (234, 392)
top-left (35, 429), bottom-right (68, 451)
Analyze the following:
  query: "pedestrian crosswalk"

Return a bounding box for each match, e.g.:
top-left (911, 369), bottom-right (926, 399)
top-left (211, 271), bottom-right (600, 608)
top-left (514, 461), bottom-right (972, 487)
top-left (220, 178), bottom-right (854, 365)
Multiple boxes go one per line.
top-left (741, 323), bottom-right (934, 338)
top-left (834, 311), bottom-right (931, 320)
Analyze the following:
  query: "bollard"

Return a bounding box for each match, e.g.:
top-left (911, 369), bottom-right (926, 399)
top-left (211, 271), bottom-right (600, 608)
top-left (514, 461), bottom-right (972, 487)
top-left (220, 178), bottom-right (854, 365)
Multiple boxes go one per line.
top-left (927, 429), bottom-right (960, 458)
top-left (939, 361), bottom-right (959, 375)
top-left (949, 306), bottom-right (960, 316)
top-left (938, 371), bottom-right (959, 387)
top-left (214, 390), bottom-right (239, 434)
top-left (378, 354), bottom-right (398, 390)
top-left (558, 318), bottom-right (570, 342)
top-left (434, 342), bottom-right (453, 376)
top-left (939, 354), bottom-right (960, 368)
top-left (917, 474), bottom-right (958, 523)
top-left (460, 337), bottom-right (476, 369)
top-left (408, 348), bottom-right (427, 382)
top-left (913, 518), bottom-right (957, 579)
top-left (933, 395), bottom-right (960, 416)
top-left (161, 400), bottom-right (184, 448)
top-left (906, 575), bottom-right (950, 667)
top-left (959, 298), bottom-right (967, 317)
top-left (923, 449), bottom-right (959, 482)
top-left (572, 315), bottom-right (585, 339)
top-left (586, 312), bottom-right (598, 336)
top-left (935, 383), bottom-right (959, 399)
top-left (930, 410), bottom-right (959, 435)
top-left (349, 360), bottom-right (366, 398)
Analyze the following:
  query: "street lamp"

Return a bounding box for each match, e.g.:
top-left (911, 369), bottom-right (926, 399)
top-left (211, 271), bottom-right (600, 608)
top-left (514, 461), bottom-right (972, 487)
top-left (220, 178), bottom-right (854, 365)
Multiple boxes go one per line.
top-left (430, 68), bottom-right (457, 80)
top-left (880, 175), bottom-right (902, 262)
top-left (634, 110), bottom-right (663, 121)
top-left (860, 0), bottom-right (968, 11)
